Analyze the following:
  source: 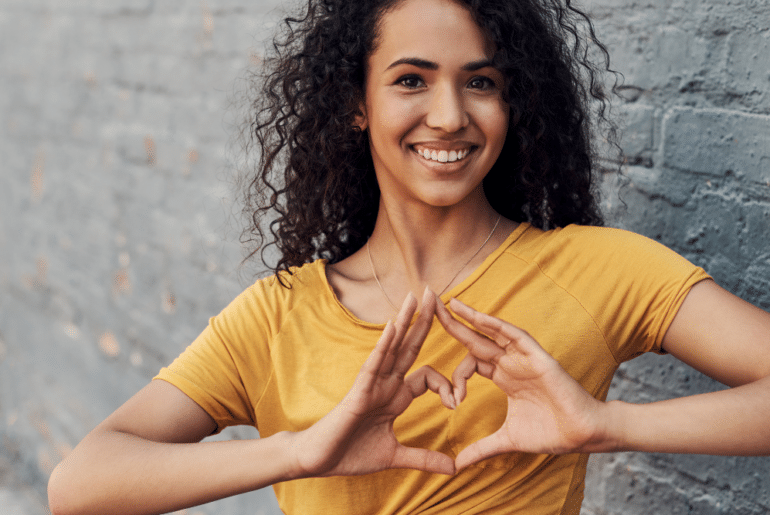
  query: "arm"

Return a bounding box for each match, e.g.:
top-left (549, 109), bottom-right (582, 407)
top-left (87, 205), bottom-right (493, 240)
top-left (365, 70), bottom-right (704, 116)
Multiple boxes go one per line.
top-left (603, 279), bottom-right (770, 455)
top-left (47, 380), bottom-right (298, 515)
top-left (49, 288), bottom-right (456, 515)
top-left (434, 282), bottom-right (770, 468)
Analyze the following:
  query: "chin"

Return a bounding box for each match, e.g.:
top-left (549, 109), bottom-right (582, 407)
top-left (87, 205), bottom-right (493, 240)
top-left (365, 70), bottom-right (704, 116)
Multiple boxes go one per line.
top-left (416, 186), bottom-right (486, 209)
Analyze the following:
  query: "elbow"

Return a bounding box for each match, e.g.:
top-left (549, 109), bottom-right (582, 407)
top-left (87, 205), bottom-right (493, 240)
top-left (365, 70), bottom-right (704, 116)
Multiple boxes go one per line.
top-left (48, 463), bottom-right (68, 515)
top-left (48, 461), bottom-right (83, 515)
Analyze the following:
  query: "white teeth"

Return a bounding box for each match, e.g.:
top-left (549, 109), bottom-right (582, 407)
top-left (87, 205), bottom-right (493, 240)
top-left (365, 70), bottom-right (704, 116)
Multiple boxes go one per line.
top-left (415, 147), bottom-right (472, 163)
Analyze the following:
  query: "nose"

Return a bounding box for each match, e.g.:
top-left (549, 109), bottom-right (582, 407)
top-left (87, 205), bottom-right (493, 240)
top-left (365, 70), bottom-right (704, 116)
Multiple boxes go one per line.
top-left (425, 84), bottom-right (469, 133)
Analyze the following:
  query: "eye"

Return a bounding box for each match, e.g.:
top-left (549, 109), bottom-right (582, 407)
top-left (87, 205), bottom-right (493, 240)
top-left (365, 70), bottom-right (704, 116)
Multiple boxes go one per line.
top-left (396, 75), bottom-right (425, 89)
top-left (467, 76), bottom-right (497, 90)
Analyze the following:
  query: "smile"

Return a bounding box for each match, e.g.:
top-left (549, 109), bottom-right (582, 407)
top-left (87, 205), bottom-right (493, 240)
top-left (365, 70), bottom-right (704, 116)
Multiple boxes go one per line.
top-left (413, 146), bottom-right (473, 163)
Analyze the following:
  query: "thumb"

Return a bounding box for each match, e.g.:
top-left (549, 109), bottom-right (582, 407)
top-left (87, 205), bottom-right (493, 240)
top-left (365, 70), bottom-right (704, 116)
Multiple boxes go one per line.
top-left (392, 445), bottom-right (456, 475)
top-left (455, 430), bottom-right (510, 470)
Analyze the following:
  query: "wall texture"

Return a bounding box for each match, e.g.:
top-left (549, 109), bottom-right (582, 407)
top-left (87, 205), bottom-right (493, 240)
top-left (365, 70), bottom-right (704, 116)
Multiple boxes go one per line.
top-left (583, 0), bottom-right (770, 513)
top-left (0, 1), bottom-right (286, 513)
top-left (0, 1), bottom-right (768, 514)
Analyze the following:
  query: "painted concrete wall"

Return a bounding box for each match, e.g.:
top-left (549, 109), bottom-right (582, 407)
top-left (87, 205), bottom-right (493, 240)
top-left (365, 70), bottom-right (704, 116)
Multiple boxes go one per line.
top-left (1, 0), bottom-right (768, 514)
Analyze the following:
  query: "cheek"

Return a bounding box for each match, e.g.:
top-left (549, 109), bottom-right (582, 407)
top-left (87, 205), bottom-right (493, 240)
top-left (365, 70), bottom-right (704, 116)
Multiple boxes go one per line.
top-left (480, 103), bottom-right (509, 148)
top-left (390, 94), bottom-right (422, 119)
top-left (371, 98), bottom-right (422, 142)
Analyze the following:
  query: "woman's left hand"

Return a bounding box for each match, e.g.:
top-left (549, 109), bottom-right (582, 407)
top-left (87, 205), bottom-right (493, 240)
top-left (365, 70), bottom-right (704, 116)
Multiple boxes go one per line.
top-left (434, 296), bottom-right (611, 469)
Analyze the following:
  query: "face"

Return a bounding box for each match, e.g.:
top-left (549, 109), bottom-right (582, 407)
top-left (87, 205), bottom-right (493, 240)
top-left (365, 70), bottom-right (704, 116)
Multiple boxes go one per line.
top-left (358, 0), bottom-right (509, 210)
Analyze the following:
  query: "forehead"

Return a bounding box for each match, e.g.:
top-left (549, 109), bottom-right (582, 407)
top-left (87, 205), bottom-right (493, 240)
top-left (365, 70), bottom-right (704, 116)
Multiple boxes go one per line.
top-left (371, 0), bottom-right (494, 67)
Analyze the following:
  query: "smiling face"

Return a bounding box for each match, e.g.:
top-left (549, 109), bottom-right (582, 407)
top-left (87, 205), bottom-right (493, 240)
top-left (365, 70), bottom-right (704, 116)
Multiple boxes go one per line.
top-left (359, 0), bottom-right (509, 211)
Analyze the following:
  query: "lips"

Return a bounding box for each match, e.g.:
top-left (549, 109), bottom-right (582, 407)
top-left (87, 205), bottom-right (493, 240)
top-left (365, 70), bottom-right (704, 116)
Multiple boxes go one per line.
top-left (412, 145), bottom-right (475, 163)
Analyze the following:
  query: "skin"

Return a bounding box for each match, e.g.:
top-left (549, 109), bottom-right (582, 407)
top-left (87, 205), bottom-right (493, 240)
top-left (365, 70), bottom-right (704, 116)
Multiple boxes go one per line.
top-left (434, 281), bottom-right (770, 468)
top-left (47, 0), bottom-right (770, 513)
top-left (357, 0), bottom-right (509, 212)
top-left (328, 0), bottom-right (518, 324)
top-left (48, 289), bottom-right (459, 515)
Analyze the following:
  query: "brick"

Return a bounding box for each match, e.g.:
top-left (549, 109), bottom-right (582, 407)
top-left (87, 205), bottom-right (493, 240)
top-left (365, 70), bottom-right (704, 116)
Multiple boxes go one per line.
top-left (598, 25), bottom-right (712, 92)
top-left (662, 107), bottom-right (770, 183)
top-left (617, 103), bottom-right (655, 161)
top-left (725, 30), bottom-right (770, 98)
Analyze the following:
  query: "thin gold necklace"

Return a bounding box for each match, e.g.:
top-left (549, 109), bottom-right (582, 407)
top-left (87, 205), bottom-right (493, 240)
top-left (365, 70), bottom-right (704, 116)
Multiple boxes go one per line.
top-left (366, 215), bottom-right (502, 312)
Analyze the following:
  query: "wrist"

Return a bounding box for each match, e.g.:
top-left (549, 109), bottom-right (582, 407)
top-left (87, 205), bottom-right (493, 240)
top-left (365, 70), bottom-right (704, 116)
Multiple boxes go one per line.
top-left (581, 399), bottom-right (628, 453)
top-left (265, 430), bottom-right (308, 482)
top-left (601, 399), bottom-right (630, 452)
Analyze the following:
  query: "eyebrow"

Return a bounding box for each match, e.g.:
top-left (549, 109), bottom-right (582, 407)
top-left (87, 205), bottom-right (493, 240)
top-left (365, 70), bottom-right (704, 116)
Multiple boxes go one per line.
top-left (385, 57), bottom-right (495, 72)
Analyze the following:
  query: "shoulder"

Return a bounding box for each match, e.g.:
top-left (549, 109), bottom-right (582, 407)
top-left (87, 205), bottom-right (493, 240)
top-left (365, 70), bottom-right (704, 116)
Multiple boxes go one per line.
top-left (505, 225), bottom-right (711, 360)
top-left (513, 223), bottom-right (654, 252)
top-left (215, 260), bottom-right (329, 333)
top-left (504, 224), bottom-right (710, 309)
top-left (257, 259), bottom-right (329, 298)
top-left (510, 224), bottom-right (696, 273)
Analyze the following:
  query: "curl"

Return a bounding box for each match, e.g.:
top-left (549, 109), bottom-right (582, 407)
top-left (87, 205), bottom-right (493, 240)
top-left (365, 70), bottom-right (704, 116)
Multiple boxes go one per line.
top-left (235, 0), bottom-right (622, 283)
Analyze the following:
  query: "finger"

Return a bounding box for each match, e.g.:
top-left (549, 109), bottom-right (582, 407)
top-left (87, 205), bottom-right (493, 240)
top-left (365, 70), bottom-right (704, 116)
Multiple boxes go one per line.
top-left (435, 297), bottom-right (506, 363)
top-left (454, 431), bottom-right (508, 470)
top-left (451, 352), bottom-right (496, 406)
top-left (360, 319), bottom-right (396, 378)
top-left (449, 298), bottom-right (538, 352)
top-left (392, 286), bottom-right (436, 377)
top-left (392, 445), bottom-right (455, 475)
top-left (356, 320), bottom-right (396, 394)
top-left (405, 365), bottom-right (456, 409)
top-left (451, 353), bottom-right (476, 405)
top-left (390, 292), bottom-right (419, 355)
top-left (373, 293), bottom-right (417, 376)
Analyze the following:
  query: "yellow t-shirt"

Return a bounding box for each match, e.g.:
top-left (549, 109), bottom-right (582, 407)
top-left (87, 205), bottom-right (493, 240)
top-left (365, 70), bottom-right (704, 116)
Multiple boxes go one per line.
top-left (156, 223), bottom-right (711, 514)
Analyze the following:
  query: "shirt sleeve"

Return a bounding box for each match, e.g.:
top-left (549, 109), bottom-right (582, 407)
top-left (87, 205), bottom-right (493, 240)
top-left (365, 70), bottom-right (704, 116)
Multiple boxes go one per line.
top-left (547, 227), bottom-right (712, 363)
top-left (154, 278), bottom-right (280, 433)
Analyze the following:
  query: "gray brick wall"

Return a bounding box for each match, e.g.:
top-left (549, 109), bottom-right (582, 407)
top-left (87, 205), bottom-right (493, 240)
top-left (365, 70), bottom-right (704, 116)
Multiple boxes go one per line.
top-left (1, 1), bottom-right (767, 514)
top-left (585, 0), bottom-right (770, 513)
top-left (1, 1), bottom-right (286, 513)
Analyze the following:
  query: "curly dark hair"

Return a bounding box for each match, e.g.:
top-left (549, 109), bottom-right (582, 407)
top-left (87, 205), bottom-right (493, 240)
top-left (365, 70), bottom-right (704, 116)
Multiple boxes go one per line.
top-left (237, 0), bottom-right (619, 279)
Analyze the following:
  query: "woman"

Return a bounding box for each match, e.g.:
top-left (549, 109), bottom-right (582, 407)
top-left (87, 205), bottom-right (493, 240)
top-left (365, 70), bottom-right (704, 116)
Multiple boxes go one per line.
top-left (48, 0), bottom-right (770, 513)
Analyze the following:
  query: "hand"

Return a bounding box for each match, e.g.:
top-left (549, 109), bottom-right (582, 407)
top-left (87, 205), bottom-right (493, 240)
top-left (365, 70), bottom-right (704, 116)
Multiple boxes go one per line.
top-left (435, 296), bottom-right (609, 469)
top-left (289, 287), bottom-right (457, 478)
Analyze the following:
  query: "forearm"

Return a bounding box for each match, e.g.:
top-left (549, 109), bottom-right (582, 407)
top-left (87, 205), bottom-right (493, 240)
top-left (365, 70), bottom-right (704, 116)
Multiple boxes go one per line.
top-left (48, 429), bottom-right (297, 515)
top-left (594, 375), bottom-right (770, 455)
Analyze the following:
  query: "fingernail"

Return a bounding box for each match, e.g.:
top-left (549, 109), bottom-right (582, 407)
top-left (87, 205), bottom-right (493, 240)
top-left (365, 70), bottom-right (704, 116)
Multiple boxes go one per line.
top-left (400, 292), bottom-right (415, 310)
top-left (449, 298), bottom-right (467, 310)
top-left (442, 389), bottom-right (454, 409)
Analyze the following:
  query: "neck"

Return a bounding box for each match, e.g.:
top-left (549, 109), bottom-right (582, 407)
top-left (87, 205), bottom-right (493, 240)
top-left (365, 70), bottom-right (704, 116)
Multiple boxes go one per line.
top-left (366, 187), bottom-right (506, 298)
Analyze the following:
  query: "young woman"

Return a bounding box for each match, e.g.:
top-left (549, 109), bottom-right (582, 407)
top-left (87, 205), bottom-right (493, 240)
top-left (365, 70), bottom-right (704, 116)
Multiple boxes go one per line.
top-left (48, 0), bottom-right (770, 513)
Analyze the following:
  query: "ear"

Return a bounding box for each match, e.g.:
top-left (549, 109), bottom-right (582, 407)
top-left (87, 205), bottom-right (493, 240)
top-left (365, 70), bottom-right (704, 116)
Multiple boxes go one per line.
top-left (354, 101), bottom-right (368, 131)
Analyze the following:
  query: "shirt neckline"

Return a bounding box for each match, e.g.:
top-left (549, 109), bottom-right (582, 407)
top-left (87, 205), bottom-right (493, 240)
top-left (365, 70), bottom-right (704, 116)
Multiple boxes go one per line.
top-left (317, 222), bottom-right (531, 328)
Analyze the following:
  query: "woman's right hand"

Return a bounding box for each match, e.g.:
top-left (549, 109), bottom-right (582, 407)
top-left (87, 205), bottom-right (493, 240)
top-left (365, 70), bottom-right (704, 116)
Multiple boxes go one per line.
top-left (288, 287), bottom-right (457, 478)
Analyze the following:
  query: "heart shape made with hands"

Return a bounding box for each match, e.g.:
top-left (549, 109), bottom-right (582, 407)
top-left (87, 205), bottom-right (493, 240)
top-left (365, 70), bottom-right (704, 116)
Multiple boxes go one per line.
top-left (300, 288), bottom-right (601, 478)
top-left (371, 289), bottom-right (602, 472)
